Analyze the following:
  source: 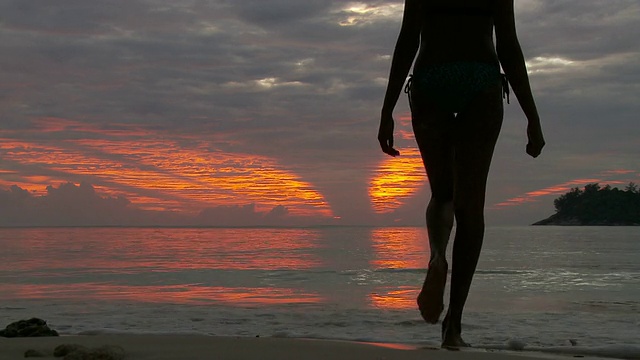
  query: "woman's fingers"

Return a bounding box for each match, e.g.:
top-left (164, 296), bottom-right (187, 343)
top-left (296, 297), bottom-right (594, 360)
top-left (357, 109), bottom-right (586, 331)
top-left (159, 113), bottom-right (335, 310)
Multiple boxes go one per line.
top-left (378, 117), bottom-right (400, 157)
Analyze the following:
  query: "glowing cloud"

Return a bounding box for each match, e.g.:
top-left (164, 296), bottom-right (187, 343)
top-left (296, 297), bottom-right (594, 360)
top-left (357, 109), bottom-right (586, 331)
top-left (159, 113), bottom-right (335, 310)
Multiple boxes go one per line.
top-left (369, 147), bottom-right (426, 213)
top-left (0, 119), bottom-right (332, 218)
top-left (526, 56), bottom-right (576, 74)
top-left (335, 3), bottom-right (403, 26)
top-left (223, 77), bottom-right (306, 91)
top-left (494, 171), bottom-right (637, 208)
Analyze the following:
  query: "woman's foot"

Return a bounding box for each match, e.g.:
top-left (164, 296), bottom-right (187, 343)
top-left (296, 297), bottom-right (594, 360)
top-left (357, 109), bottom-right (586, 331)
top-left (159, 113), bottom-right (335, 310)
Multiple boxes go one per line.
top-left (442, 333), bottom-right (471, 349)
top-left (416, 257), bottom-right (448, 323)
top-left (441, 314), bottom-right (471, 349)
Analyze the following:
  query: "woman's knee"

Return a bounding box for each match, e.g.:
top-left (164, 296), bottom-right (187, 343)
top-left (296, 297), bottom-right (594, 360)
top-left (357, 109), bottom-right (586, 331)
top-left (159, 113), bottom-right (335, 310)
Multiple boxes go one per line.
top-left (453, 202), bottom-right (485, 225)
top-left (431, 187), bottom-right (454, 203)
top-left (428, 196), bottom-right (454, 216)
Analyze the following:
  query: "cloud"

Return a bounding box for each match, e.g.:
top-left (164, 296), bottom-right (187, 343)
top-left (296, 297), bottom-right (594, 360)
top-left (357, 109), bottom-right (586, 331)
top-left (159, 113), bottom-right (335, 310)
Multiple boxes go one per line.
top-left (492, 169), bottom-right (640, 220)
top-left (0, 0), bottom-right (639, 226)
top-left (0, 182), bottom-right (136, 226)
top-left (229, 0), bottom-right (333, 26)
top-left (0, 119), bottom-right (333, 219)
top-left (369, 148), bottom-right (425, 214)
top-left (196, 203), bottom-right (302, 226)
top-left (0, 182), bottom-right (324, 227)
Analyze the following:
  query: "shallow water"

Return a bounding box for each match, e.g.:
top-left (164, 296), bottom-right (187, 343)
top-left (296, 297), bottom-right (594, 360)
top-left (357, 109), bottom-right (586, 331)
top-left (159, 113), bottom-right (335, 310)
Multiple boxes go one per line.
top-left (0, 226), bottom-right (639, 358)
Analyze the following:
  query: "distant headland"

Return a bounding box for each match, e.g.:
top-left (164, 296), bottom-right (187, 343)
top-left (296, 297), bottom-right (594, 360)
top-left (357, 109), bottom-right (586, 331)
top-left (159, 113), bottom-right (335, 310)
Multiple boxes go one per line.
top-left (533, 183), bottom-right (640, 226)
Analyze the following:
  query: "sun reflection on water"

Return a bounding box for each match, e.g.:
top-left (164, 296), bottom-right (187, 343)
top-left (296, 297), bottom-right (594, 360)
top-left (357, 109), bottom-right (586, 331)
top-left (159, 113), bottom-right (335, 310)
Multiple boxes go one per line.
top-left (367, 227), bottom-right (429, 310)
top-left (0, 228), bottom-right (326, 306)
top-left (1, 283), bottom-right (323, 305)
top-left (1, 227), bottom-right (435, 310)
top-left (369, 227), bottom-right (429, 270)
top-left (369, 286), bottom-right (418, 310)
top-left (1, 228), bottom-right (323, 272)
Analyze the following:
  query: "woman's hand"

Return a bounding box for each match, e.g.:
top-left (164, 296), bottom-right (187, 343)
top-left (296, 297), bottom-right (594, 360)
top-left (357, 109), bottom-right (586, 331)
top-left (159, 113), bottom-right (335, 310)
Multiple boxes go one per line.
top-left (378, 113), bottom-right (400, 157)
top-left (526, 122), bottom-right (545, 158)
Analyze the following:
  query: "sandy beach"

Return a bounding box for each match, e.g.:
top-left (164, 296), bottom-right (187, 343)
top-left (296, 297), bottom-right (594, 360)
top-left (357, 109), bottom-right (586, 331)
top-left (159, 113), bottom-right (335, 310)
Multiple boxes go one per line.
top-left (0, 335), bottom-right (583, 360)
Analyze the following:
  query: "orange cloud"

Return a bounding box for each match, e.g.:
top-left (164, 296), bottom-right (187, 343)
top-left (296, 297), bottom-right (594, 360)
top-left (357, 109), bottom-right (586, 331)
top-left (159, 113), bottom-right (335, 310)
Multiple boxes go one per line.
top-left (0, 119), bottom-right (332, 218)
top-left (598, 169), bottom-right (636, 176)
top-left (494, 173), bottom-right (637, 208)
top-left (368, 147), bottom-right (426, 213)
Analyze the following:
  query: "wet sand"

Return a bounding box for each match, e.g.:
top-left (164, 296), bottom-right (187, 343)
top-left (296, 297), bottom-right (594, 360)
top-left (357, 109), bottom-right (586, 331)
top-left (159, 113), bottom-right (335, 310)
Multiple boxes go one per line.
top-left (0, 335), bottom-right (577, 360)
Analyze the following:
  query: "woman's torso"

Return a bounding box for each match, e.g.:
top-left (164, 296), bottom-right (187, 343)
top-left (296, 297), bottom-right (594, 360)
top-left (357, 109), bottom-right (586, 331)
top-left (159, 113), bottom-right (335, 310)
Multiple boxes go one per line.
top-left (414, 0), bottom-right (500, 70)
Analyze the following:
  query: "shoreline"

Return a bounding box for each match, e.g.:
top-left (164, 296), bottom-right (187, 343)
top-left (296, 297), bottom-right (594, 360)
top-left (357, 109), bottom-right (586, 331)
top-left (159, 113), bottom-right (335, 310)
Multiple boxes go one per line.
top-left (0, 335), bottom-right (615, 360)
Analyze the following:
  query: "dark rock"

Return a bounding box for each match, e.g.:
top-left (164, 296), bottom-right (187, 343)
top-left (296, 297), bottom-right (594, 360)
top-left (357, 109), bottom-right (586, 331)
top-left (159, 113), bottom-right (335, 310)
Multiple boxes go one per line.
top-left (569, 339), bottom-right (578, 346)
top-left (54, 344), bottom-right (88, 357)
top-left (0, 318), bottom-right (59, 338)
top-left (61, 348), bottom-right (89, 360)
top-left (24, 349), bottom-right (46, 357)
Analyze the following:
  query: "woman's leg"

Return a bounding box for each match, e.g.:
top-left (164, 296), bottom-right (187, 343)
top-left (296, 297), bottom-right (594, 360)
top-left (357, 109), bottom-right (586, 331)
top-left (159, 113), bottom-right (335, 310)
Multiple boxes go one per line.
top-left (442, 82), bottom-right (504, 347)
top-left (411, 91), bottom-right (456, 324)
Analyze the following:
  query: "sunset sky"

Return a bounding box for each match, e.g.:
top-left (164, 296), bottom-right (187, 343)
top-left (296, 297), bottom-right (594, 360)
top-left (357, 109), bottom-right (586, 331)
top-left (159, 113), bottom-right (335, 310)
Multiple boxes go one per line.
top-left (0, 0), bottom-right (638, 226)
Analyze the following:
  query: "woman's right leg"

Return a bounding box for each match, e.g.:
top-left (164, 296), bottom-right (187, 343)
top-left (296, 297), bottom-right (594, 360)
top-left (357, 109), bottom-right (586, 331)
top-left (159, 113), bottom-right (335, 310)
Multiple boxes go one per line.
top-left (411, 90), bottom-right (456, 324)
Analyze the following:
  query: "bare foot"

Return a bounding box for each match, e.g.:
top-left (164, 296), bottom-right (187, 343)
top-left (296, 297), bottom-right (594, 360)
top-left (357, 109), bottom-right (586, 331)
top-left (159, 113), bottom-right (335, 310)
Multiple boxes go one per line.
top-left (441, 315), bottom-right (471, 349)
top-left (416, 257), bottom-right (448, 324)
top-left (442, 334), bottom-right (471, 349)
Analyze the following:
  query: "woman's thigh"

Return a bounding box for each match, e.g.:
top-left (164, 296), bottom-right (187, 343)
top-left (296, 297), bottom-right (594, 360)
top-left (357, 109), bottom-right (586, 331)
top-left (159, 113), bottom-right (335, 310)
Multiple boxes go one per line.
top-left (453, 82), bottom-right (504, 208)
top-left (411, 80), bottom-right (504, 204)
top-left (410, 89), bottom-right (457, 201)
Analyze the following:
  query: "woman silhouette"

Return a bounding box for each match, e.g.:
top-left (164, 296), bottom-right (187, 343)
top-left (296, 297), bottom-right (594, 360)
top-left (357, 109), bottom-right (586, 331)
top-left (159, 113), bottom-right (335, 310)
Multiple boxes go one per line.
top-left (378, 0), bottom-right (545, 348)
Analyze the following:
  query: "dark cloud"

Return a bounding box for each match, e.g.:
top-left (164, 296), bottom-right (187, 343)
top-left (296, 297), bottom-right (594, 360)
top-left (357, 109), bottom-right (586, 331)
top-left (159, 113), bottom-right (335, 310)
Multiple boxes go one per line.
top-left (518, 1), bottom-right (639, 59)
top-left (196, 203), bottom-right (300, 226)
top-left (0, 183), bottom-right (315, 227)
top-left (0, 0), bottom-right (639, 225)
top-left (0, 183), bottom-right (134, 226)
top-left (229, 0), bottom-right (334, 26)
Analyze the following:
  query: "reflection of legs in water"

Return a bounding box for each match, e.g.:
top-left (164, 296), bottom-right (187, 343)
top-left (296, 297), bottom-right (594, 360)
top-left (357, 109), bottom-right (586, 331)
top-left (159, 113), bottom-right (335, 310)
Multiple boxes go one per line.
top-left (412, 81), bottom-right (503, 347)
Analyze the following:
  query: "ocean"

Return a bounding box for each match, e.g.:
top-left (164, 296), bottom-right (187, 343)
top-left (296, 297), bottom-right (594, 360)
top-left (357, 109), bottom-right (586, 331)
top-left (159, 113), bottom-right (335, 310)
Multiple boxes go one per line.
top-left (1, 226), bottom-right (639, 358)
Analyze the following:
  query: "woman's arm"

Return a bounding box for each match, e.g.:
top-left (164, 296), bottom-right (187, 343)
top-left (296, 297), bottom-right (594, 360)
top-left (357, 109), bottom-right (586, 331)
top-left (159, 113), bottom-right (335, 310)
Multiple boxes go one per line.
top-left (378, 0), bottom-right (421, 157)
top-left (494, 0), bottom-right (545, 157)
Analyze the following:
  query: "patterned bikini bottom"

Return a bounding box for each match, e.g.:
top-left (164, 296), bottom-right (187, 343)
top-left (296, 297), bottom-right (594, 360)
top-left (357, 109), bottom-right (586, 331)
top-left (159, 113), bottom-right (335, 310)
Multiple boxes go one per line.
top-left (405, 61), bottom-right (509, 115)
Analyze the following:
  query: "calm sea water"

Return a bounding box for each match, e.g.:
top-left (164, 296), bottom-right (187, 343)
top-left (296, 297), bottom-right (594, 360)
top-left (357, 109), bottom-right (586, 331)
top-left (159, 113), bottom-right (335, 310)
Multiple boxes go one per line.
top-left (1, 226), bottom-right (639, 358)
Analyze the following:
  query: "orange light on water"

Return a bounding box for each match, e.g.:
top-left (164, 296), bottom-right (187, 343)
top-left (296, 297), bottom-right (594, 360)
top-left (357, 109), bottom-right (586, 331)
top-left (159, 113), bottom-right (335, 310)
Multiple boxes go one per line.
top-left (369, 286), bottom-right (418, 310)
top-left (369, 227), bottom-right (429, 270)
top-left (367, 228), bottom-right (427, 310)
top-left (0, 283), bottom-right (324, 306)
top-left (3, 228), bottom-right (324, 272)
top-left (368, 148), bottom-right (426, 213)
top-left (0, 228), bottom-right (326, 305)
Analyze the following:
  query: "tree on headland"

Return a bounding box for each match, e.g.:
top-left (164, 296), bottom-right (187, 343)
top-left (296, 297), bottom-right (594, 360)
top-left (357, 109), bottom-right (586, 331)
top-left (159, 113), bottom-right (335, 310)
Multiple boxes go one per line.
top-left (534, 182), bottom-right (640, 225)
